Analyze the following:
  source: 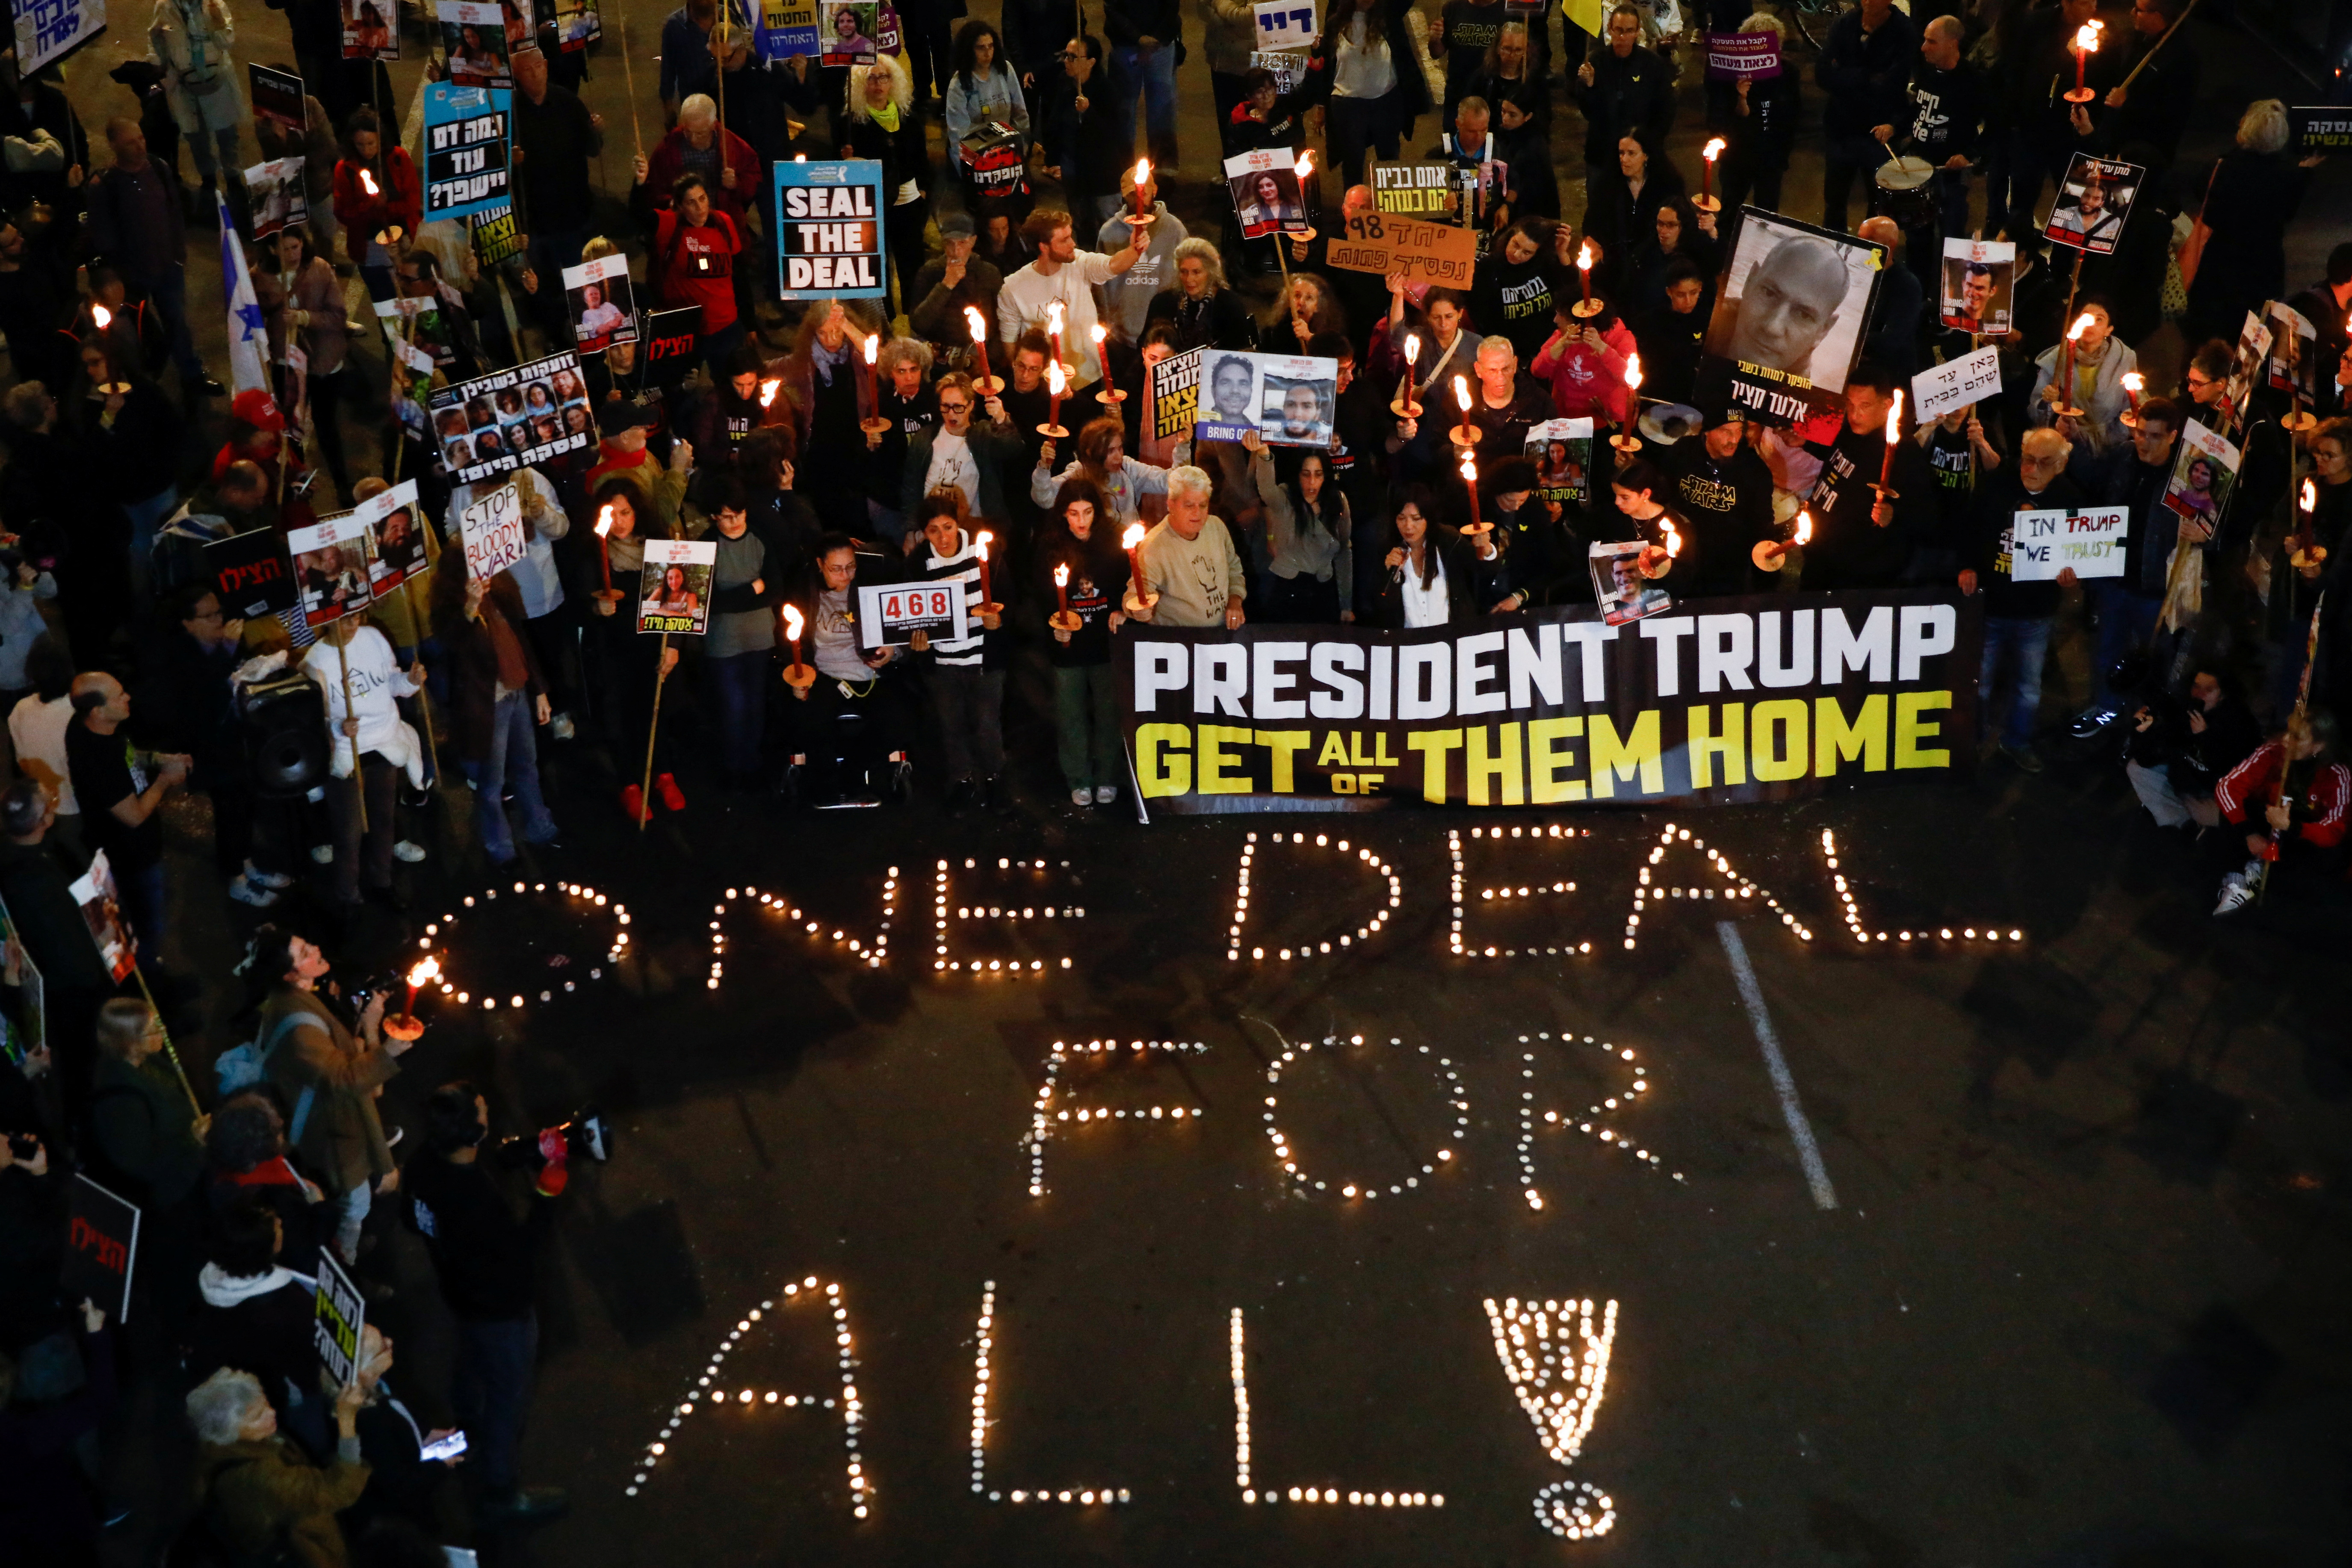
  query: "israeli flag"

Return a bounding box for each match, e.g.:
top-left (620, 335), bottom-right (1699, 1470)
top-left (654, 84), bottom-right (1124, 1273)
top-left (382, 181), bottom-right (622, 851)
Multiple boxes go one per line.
top-left (217, 190), bottom-right (276, 410)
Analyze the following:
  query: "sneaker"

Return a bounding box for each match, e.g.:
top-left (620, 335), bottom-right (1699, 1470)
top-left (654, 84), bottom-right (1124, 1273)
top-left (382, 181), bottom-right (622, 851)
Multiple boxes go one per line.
top-left (2000, 742), bottom-right (2044, 774)
top-left (1094, 785), bottom-right (1118, 806)
top-left (393, 840), bottom-right (427, 863)
top-left (310, 843), bottom-right (334, 864)
top-left (550, 712), bottom-right (576, 741)
top-left (1071, 786), bottom-right (1092, 806)
top-left (244, 861), bottom-right (296, 890)
top-left (228, 875), bottom-right (278, 908)
top-left (2212, 874), bottom-right (2254, 917)
top-left (654, 772), bottom-right (686, 812)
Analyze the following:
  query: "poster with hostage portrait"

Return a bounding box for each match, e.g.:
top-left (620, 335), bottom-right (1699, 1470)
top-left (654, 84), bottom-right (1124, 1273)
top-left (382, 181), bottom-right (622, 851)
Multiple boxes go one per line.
top-left (1938, 237), bottom-right (2013, 335)
top-left (2265, 299), bottom-right (2318, 400)
top-left (343, 0), bottom-right (399, 59)
top-left (440, 0), bottom-right (513, 87)
top-left (355, 478), bottom-right (426, 594)
top-left (1697, 208), bottom-right (1883, 423)
top-left (1589, 538), bottom-right (1670, 627)
top-left (69, 851), bottom-right (136, 983)
top-left (287, 513), bottom-right (378, 629)
top-left (2218, 309), bottom-right (2273, 428)
top-left (1225, 148), bottom-right (1310, 240)
top-left (818, 0), bottom-right (879, 64)
top-left (2162, 419), bottom-right (2241, 528)
top-left (639, 538), bottom-right (718, 636)
top-left (1524, 418), bottom-right (1594, 502)
top-left (241, 157), bottom-right (309, 242)
top-left (2042, 153), bottom-right (2142, 257)
top-left (429, 351), bottom-right (594, 482)
top-left (551, 0), bottom-right (600, 47)
top-left (562, 253), bottom-right (637, 353)
top-left (1191, 351), bottom-right (1339, 448)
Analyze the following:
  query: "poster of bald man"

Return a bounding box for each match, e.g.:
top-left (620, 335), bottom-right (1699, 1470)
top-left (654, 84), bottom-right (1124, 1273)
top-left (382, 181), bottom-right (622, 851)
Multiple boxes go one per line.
top-left (1938, 237), bottom-right (2014, 335)
top-left (1697, 208), bottom-right (1884, 422)
top-left (2043, 153), bottom-right (2143, 257)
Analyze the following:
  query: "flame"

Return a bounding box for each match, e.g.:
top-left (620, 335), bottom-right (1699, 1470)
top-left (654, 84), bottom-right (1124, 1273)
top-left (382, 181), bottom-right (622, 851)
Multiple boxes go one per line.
top-left (1135, 157), bottom-right (1150, 191)
top-left (594, 504), bottom-right (615, 539)
top-left (759, 377), bottom-right (781, 408)
top-left (2073, 20), bottom-right (2099, 51)
top-left (1054, 562), bottom-right (1070, 586)
top-left (1454, 374), bottom-right (1471, 413)
top-left (782, 603), bottom-right (805, 641)
top-left (975, 531), bottom-right (992, 562)
top-left (2067, 312), bottom-right (2095, 343)
top-left (92, 304), bottom-right (112, 330)
top-left (965, 305), bottom-right (987, 344)
top-left (863, 333), bottom-right (878, 365)
top-left (1623, 353), bottom-right (1643, 395)
top-left (1404, 332), bottom-right (1421, 366)
top-left (406, 956), bottom-right (441, 988)
top-left (1047, 359), bottom-right (1066, 395)
top-left (1120, 521), bottom-right (1147, 552)
top-left (1702, 137), bottom-right (1726, 163)
top-left (1661, 521), bottom-right (1682, 557)
top-left (1047, 300), bottom-right (1065, 337)
top-left (1794, 509), bottom-right (1813, 546)
top-left (1577, 239), bottom-right (1593, 272)
top-left (2120, 370), bottom-right (2143, 393)
top-left (1460, 453), bottom-right (1477, 486)
top-left (2305, 480), bottom-right (2320, 514)
top-left (1295, 150), bottom-right (1314, 180)
top-left (1090, 322), bottom-right (1108, 345)
top-left (360, 168), bottom-right (378, 196)
top-left (1885, 388), bottom-right (1904, 443)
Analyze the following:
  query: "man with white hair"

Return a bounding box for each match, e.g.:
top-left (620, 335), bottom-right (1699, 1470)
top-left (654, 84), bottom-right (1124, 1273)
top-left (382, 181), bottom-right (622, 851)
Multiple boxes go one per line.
top-left (1959, 425), bottom-right (2083, 772)
top-left (633, 89), bottom-right (761, 344)
top-left (1123, 465), bottom-right (1247, 629)
top-left (186, 1366), bottom-right (372, 1565)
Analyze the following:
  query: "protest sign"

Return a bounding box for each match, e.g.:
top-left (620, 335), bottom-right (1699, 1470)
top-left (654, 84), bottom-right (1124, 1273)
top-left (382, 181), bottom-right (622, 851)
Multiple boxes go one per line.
top-left (1937, 238), bottom-right (2014, 335)
top-left (2006, 505), bottom-right (2128, 582)
top-left (459, 482), bottom-right (531, 581)
top-left (2163, 419), bottom-right (2240, 526)
top-left (242, 157), bottom-right (310, 242)
top-left (1703, 29), bottom-right (1780, 80)
top-left (1121, 590), bottom-right (1980, 811)
top-left (313, 1252), bottom-right (365, 1386)
top-left (356, 479), bottom-right (426, 594)
top-left (440, 0), bottom-right (513, 85)
top-left (639, 539), bottom-right (719, 635)
top-left (1524, 418), bottom-right (1595, 502)
top-left (287, 514), bottom-right (377, 629)
top-left (774, 159), bottom-right (887, 299)
top-left (641, 307), bottom-right (703, 388)
top-left (1593, 540), bottom-right (1672, 626)
top-left (1253, 0), bottom-right (1315, 49)
top-left (1323, 210), bottom-right (1477, 286)
top-left (207, 529), bottom-right (299, 619)
top-left (1192, 351), bottom-right (1341, 448)
top-left (857, 579), bottom-right (971, 650)
top-left (1912, 344), bottom-right (2002, 422)
top-left (1224, 148), bottom-right (1309, 240)
top-left (2043, 154), bottom-right (2143, 256)
top-left (2265, 299), bottom-right (2317, 399)
top-left (69, 850), bottom-right (135, 983)
top-left (959, 121), bottom-right (1029, 202)
top-left (2288, 105), bottom-right (2352, 155)
top-left (13, 0), bottom-right (106, 74)
top-left (250, 65), bottom-right (305, 133)
top-left (1371, 161), bottom-right (1463, 220)
top-left (818, 0), bottom-right (880, 64)
top-left (64, 1175), bottom-right (139, 1322)
top-left (553, 0), bottom-right (600, 48)
top-left (428, 350), bottom-right (593, 481)
top-left (470, 204), bottom-right (528, 266)
top-left (754, 0), bottom-right (817, 58)
top-left (1697, 207), bottom-right (1884, 422)
top-left (423, 83), bottom-right (511, 221)
top-left (563, 253), bottom-right (638, 353)
top-left (343, 0), bottom-right (399, 57)
top-left (2218, 309), bottom-right (2272, 427)
top-left (1148, 347), bottom-right (1205, 444)
top-left (1251, 49), bottom-right (1306, 94)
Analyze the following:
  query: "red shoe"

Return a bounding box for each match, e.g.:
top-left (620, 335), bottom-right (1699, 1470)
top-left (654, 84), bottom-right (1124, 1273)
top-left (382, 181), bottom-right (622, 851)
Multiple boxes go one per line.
top-left (620, 784), bottom-right (647, 824)
top-left (655, 773), bottom-right (686, 812)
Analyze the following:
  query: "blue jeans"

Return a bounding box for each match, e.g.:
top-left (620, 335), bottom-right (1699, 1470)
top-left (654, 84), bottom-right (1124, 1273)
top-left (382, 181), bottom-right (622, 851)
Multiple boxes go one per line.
top-left (706, 647), bottom-right (770, 778)
top-left (1979, 615), bottom-right (2052, 749)
top-left (469, 691), bottom-right (558, 862)
top-left (1108, 43), bottom-right (1179, 168)
top-left (2089, 584), bottom-right (2162, 710)
top-left (454, 1312), bottom-right (538, 1495)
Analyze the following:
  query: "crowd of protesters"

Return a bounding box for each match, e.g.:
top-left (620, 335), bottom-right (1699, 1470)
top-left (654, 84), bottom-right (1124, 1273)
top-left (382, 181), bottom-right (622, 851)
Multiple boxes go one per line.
top-left (0, 0), bottom-right (2346, 1559)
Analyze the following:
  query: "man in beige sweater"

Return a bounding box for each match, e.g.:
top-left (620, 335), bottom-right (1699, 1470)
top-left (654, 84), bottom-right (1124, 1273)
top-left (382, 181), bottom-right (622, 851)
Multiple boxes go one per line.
top-left (1123, 465), bottom-right (1247, 629)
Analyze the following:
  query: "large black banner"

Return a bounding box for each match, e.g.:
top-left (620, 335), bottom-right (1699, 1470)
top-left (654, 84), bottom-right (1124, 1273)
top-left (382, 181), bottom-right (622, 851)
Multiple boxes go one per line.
top-left (1119, 591), bottom-right (1982, 812)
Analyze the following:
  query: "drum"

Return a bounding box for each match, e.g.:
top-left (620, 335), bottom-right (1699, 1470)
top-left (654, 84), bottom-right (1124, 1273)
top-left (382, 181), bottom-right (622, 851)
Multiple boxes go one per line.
top-left (1874, 155), bottom-right (1938, 231)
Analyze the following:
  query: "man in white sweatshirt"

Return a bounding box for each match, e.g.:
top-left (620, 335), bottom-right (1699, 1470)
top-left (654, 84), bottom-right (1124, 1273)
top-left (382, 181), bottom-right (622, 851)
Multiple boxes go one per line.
top-left (302, 612), bottom-right (424, 912)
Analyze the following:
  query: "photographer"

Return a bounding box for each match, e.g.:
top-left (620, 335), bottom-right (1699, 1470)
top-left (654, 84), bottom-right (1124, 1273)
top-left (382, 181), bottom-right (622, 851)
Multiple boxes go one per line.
top-left (2125, 670), bottom-right (2260, 833)
top-left (401, 1083), bottom-right (569, 1528)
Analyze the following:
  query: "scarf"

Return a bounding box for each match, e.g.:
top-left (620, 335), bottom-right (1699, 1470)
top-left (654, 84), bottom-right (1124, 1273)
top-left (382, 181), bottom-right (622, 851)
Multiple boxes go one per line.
top-left (869, 99), bottom-right (900, 133)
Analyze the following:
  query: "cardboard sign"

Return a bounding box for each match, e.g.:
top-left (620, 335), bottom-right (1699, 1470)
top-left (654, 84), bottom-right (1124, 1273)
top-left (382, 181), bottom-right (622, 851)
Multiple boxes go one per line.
top-left (440, 0), bottom-right (512, 86)
top-left (428, 350), bottom-right (594, 481)
top-left (818, 0), bottom-right (881, 65)
top-left (1524, 417), bottom-right (1595, 502)
top-left (1703, 29), bottom-right (1780, 80)
top-left (553, 0), bottom-right (601, 49)
top-left (1191, 351), bottom-right (1341, 448)
top-left (1253, 0), bottom-right (1315, 49)
top-left (1225, 148), bottom-right (1310, 240)
top-left (2007, 505), bottom-right (2128, 582)
top-left (343, 0), bottom-right (400, 59)
top-left (13, 0), bottom-right (107, 75)
top-left (242, 157), bottom-right (309, 242)
top-left (1148, 347), bottom-right (1204, 444)
top-left (1250, 49), bottom-right (1306, 94)
top-left (2289, 105), bottom-right (2352, 155)
top-left (1697, 206), bottom-right (1885, 422)
top-left (206, 529), bottom-right (299, 618)
top-left (1324, 210), bottom-right (1478, 286)
top-left (1371, 162), bottom-right (1463, 220)
top-left (2218, 309), bottom-right (2272, 427)
top-left (470, 204), bottom-right (528, 267)
top-left (423, 83), bottom-right (512, 221)
top-left (754, 0), bottom-right (817, 58)
top-left (2043, 153), bottom-right (2143, 257)
top-left (774, 159), bottom-right (887, 300)
top-left (2266, 299), bottom-right (2317, 398)
top-left (641, 306), bottom-right (703, 388)
top-left (357, 479), bottom-right (426, 595)
top-left (249, 65), bottom-right (305, 132)
top-left (313, 1252), bottom-right (365, 1386)
top-left (562, 253), bottom-right (638, 353)
top-left (1912, 344), bottom-right (2002, 421)
top-left (639, 538), bottom-right (719, 635)
top-left (459, 482), bottom-right (531, 581)
top-left (68, 850), bottom-right (135, 983)
top-left (2163, 419), bottom-right (2241, 525)
top-left (857, 579), bottom-right (971, 650)
top-left (1938, 238), bottom-right (2014, 336)
top-left (64, 1175), bottom-right (139, 1322)
top-left (287, 513), bottom-right (378, 629)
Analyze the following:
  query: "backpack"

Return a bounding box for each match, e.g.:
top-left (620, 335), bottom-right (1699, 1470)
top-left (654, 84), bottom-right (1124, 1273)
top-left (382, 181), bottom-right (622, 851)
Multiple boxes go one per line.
top-left (212, 1012), bottom-right (323, 1146)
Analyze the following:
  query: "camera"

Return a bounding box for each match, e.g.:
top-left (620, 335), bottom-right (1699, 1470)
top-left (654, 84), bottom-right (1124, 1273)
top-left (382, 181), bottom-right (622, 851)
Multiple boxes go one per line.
top-left (490, 1108), bottom-right (612, 1172)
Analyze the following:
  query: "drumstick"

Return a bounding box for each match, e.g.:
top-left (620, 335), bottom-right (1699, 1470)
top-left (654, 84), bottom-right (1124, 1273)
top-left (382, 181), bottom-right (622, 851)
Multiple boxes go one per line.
top-left (2117, 0), bottom-right (2200, 91)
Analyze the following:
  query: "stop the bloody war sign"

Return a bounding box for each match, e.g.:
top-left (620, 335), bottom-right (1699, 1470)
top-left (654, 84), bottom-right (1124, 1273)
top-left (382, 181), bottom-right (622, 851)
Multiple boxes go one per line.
top-left (774, 159), bottom-right (886, 301)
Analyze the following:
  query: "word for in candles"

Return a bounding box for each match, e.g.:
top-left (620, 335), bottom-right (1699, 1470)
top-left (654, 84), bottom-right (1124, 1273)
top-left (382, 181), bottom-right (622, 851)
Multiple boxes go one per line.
top-left (1226, 830), bottom-right (1402, 961)
top-left (969, 1281), bottom-right (1132, 1506)
top-left (934, 857), bottom-right (1081, 975)
top-left (1230, 1305), bottom-right (1442, 1508)
top-left (1450, 824), bottom-right (1595, 958)
top-left (626, 1276), bottom-right (870, 1518)
top-left (1484, 1296), bottom-right (1619, 1539)
top-left (1262, 1032), bottom-right (1468, 1199)
top-left (416, 881), bottom-right (621, 1012)
top-left (1514, 1032), bottom-right (1669, 1208)
top-left (1025, 1039), bottom-right (1209, 1197)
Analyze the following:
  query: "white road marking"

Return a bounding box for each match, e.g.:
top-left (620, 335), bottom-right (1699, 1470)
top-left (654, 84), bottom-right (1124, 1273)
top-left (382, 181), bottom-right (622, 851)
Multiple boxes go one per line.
top-left (1716, 921), bottom-right (1838, 1211)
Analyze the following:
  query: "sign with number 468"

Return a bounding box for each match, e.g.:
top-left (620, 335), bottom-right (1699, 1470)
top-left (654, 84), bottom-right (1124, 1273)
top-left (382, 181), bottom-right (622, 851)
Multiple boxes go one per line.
top-left (858, 580), bottom-right (970, 650)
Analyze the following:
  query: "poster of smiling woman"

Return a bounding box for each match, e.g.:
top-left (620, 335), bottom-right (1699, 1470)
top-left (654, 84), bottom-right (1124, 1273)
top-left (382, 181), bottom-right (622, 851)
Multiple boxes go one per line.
top-left (1696, 208), bottom-right (1884, 424)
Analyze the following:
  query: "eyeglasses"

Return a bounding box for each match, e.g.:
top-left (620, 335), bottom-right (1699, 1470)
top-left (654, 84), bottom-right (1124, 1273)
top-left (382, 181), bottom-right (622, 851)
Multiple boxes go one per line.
top-left (938, 399), bottom-right (970, 413)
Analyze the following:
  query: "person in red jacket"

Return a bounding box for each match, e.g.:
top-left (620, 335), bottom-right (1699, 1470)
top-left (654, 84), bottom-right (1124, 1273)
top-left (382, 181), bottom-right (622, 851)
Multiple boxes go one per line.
top-left (329, 107), bottom-right (420, 299)
top-left (2210, 708), bottom-right (2349, 915)
top-left (631, 167), bottom-right (745, 368)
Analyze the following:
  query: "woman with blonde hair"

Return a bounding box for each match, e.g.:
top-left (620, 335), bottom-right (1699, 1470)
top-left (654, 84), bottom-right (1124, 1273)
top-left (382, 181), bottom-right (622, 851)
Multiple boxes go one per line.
top-left (839, 53), bottom-right (931, 314)
top-left (1143, 237), bottom-right (1258, 352)
top-left (2182, 98), bottom-right (2324, 346)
